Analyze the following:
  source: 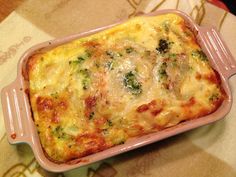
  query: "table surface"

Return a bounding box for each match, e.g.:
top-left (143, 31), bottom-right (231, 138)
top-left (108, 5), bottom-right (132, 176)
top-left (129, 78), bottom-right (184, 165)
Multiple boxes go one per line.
top-left (1, 1), bottom-right (236, 177)
top-left (0, 0), bottom-right (231, 23)
top-left (0, 0), bottom-right (24, 22)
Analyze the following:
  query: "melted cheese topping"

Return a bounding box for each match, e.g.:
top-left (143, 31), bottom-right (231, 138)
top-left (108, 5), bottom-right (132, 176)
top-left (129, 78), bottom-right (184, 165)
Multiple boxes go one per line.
top-left (28, 13), bottom-right (226, 162)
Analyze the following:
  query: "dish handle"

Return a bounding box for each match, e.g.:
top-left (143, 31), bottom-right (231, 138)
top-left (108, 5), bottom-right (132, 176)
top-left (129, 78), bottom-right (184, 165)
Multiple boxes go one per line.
top-left (1, 79), bottom-right (32, 145)
top-left (199, 27), bottom-right (236, 79)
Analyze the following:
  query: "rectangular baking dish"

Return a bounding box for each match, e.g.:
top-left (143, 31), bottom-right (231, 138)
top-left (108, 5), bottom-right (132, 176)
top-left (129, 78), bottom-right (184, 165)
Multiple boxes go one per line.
top-left (1, 9), bottom-right (236, 172)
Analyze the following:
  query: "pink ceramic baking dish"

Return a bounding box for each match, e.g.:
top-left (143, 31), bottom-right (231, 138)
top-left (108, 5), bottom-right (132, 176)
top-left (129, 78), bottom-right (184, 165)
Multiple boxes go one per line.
top-left (1, 10), bottom-right (236, 172)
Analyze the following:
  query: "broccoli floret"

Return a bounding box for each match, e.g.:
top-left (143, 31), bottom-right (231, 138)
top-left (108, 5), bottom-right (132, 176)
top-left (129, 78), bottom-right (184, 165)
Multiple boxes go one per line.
top-left (191, 50), bottom-right (208, 61)
top-left (78, 69), bottom-right (91, 90)
top-left (156, 39), bottom-right (170, 54)
top-left (123, 71), bottom-right (142, 95)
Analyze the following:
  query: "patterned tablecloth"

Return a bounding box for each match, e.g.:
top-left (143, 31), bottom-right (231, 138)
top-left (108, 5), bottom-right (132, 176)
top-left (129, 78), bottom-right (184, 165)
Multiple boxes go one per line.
top-left (1, 0), bottom-right (236, 176)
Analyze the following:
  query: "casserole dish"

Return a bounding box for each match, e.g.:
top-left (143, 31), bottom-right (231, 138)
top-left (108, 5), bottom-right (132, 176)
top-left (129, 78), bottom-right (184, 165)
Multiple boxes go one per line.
top-left (1, 10), bottom-right (236, 172)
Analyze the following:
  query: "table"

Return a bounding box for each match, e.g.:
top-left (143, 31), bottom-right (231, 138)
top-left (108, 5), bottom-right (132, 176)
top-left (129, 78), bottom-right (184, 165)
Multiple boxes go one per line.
top-left (1, 0), bottom-right (236, 177)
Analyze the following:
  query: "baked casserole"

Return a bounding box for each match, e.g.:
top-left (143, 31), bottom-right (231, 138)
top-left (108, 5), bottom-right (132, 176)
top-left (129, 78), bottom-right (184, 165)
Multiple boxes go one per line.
top-left (27, 13), bottom-right (226, 163)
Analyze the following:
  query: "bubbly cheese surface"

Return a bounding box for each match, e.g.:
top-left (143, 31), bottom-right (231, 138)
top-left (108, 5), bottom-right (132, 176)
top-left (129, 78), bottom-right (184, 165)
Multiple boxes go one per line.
top-left (28, 13), bottom-right (226, 162)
